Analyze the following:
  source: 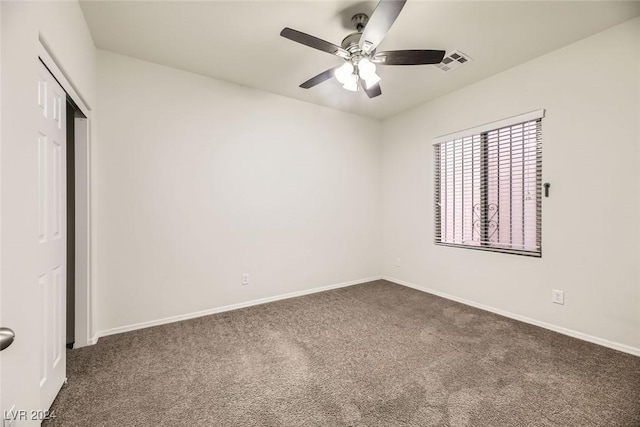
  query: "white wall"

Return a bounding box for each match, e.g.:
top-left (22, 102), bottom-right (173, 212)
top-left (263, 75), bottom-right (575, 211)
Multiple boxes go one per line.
top-left (381, 17), bottom-right (640, 352)
top-left (1, 0), bottom-right (96, 417)
top-left (3, 3), bottom-right (635, 372)
top-left (96, 50), bottom-right (382, 333)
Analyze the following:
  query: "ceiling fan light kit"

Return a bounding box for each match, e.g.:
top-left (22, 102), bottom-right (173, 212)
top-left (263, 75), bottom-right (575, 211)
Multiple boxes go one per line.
top-left (358, 58), bottom-right (381, 89)
top-left (280, 0), bottom-right (447, 99)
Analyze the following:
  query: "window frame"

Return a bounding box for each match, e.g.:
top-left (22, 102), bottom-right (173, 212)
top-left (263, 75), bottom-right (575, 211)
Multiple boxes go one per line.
top-left (433, 110), bottom-right (544, 257)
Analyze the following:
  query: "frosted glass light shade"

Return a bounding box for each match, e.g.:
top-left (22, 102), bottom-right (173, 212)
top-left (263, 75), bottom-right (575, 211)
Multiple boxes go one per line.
top-left (358, 58), bottom-right (377, 79)
top-left (342, 74), bottom-right (358, 92)
top-left (364, 72), bottom-right (381, 89)
top-left (334, 62), bottom-right (355, 84)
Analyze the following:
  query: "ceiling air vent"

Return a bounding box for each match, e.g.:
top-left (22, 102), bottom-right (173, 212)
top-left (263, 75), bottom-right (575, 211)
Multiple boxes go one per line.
top-left (435, 50), bottom-right (472, 72)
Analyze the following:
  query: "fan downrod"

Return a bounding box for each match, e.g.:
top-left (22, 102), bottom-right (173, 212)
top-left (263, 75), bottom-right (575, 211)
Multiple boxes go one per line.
top-left (341, 13), bottom-right (370, 52)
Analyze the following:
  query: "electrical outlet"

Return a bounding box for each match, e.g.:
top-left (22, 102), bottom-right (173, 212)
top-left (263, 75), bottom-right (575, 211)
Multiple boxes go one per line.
top-left (552, 289), bottom-right (564, 305)
top-left (241, 273), bottom-right (249, 285)
top-left (395, 258), bottom-right (402, 267)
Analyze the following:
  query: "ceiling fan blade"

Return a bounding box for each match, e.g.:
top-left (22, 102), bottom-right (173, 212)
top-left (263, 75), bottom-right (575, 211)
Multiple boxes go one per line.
top-left (300, 67), bottom-right (339, 89)
top-left (373, 49), bottom-right (446, 65)
top-left (359, 0), bottom-right (407, 54)
top-left (363, 82), bottom-right (382, 98)
top-left (280, 28), bottom-right (350, 59)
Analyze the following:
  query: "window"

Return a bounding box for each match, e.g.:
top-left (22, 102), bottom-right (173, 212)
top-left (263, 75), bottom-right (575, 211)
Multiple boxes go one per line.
top-left (434, 110), bottom-right (543, 256)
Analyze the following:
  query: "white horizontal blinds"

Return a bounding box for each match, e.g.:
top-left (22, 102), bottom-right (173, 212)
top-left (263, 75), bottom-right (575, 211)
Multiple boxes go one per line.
top-left (485, 119), bottom-right (541, 252)
top-left (435, 135), bottom-right (482, 246)
top-left (434, 117), bottom-right (542, 256)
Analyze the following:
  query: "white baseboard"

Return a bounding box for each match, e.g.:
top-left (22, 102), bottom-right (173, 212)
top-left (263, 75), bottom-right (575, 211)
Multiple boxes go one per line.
top-left (384, 276), bottom-right (640, 357)
top-left (72, 335), bottom-right (98, 349)
top-left (88, 334), bottom-right (99, 346)
top-left (94, 276), bottom-right (382, 342)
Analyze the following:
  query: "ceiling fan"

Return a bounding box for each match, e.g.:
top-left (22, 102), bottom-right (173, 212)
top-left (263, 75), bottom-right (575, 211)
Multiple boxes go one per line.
top-left (280, 0), bottom-right (445, 98)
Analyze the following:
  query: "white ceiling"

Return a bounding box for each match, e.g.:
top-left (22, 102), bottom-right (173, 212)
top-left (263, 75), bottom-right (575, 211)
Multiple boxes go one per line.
top-left (79, 1), bottom-right (640, 120)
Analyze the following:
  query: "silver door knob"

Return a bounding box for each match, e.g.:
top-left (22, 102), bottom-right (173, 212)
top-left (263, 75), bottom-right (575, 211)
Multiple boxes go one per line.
top-left (0, 327), bottom-right (15, 351)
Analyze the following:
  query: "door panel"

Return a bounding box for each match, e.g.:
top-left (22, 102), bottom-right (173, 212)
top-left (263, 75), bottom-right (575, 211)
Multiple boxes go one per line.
top-left (36, 60), bottom-right (67, 411)
top-left (0, 57), bottom-right (67, 426)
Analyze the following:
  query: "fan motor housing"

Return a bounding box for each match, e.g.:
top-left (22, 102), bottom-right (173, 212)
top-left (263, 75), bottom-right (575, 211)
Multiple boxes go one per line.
top-left (341, 32), bottom-right (362, 51)
top-left (341, 13), bottom-right (373, 55)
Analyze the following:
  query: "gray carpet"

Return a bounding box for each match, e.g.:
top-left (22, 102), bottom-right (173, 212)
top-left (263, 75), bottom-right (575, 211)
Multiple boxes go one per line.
top-left (46, 280), bottom-right (640, 426)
